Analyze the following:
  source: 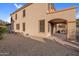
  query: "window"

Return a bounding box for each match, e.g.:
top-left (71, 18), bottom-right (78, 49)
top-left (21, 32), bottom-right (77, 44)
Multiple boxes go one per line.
top-left (16, 24), bottom-right (20, 30)
top-left (11, 17), bottom-right (12, 22)
top-left (39, 20), bottom-right (45, 32)
top-left (11, 17), bottom-right (14, 30)
top-left (22, 23), bottom-right (25, 31)
top-left (23, 9), bottom-right (26, 17)
top-left (15, 14), bottom-right (17, 20)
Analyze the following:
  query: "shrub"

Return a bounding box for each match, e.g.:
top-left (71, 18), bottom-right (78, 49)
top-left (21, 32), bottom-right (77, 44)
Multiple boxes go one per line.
top-left (1, 27), bottom-right (8, 32)
top-left (0, 27), bottom-right (8, 40)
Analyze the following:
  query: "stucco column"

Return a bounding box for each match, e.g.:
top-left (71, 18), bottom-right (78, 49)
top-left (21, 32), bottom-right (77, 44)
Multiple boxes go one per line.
top-left (53, 24), bottom-right (57, 34)
top-left (67, 21), bottom-right (76, 41)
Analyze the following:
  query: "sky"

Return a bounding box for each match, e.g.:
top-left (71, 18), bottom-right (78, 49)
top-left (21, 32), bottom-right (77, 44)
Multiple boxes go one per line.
top-left (0, 3), bottom-right (25, 22)
top-left (0, 3), bottom-right (79, 23)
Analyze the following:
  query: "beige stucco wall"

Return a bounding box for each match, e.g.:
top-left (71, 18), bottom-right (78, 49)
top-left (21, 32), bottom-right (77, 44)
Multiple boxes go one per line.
top-left (11, 3), bottom-right (49, 37)
top-left (11, 3), bottom-right (76, 40)
top-left (67, 22), bottom-right (76, 40)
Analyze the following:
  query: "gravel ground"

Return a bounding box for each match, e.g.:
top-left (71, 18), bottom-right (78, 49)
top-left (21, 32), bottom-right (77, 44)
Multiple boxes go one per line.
top-left (0, 33), bottom-right (79, 56)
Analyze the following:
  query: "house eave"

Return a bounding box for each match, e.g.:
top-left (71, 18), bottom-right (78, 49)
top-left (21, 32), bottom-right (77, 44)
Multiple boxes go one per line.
top-left (10, 3), bottom-right (33, 16)
top-left (47, 6), bottom-right (77, 14)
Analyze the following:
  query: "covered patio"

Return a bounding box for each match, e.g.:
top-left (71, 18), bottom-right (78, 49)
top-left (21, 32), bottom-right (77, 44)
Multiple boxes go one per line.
top-left (46, 7), bottom-right (76, 41)
top-left (48, 18), bottom-right (67, 40)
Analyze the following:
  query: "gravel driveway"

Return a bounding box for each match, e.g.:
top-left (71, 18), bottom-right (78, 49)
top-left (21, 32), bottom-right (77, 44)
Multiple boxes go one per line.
top-left (0, 33), bottom-right (79, 56)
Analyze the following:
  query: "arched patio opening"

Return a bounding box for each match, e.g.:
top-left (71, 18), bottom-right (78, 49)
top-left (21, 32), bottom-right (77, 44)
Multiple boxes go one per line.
top-left (48, 18), bottom-right (67, 40)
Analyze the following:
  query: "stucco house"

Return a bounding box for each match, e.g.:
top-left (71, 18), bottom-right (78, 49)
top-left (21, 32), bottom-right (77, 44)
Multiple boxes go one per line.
top-left (11, 3), bottom-right (76, 41)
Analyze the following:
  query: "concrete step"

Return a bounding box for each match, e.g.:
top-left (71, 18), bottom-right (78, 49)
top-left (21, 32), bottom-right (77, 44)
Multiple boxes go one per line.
top-left (49, 36), bottom-right (79, 51)
top-left (69, 41), bottom-right (79, 46)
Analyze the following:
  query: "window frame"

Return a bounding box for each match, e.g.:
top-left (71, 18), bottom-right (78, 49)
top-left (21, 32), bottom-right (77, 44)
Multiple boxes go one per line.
top-left (15, 14), bottom-right (17, 20)
top-left (23, 9), bottom-right (26, 17)
top-left (16, 24), bottom-right (20, 30)
top-left (39, 19), bottom-right (45, 32)
top-left (22, 23), bottom-right (25, 31)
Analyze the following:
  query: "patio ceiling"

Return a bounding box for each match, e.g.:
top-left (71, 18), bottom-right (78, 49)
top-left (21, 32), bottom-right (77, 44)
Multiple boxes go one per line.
top-left (49, 18), bottom-right (67, 24)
